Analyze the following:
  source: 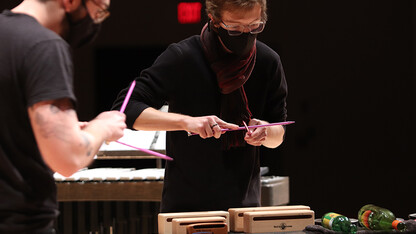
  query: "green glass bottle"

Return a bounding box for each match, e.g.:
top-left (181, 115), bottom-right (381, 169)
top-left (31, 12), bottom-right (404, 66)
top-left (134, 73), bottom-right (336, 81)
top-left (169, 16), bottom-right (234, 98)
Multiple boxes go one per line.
top-left (322, 212), bottom-right (358, 233)
top-left (358, 204), bottom-right (406, 232)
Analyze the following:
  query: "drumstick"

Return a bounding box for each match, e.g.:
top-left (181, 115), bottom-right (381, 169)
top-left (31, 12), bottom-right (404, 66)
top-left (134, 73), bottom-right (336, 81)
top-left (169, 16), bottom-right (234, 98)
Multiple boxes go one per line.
top-left (113, 80), bottom-right (173, 160)
top-left (223, 121), bottom-right (295, 132)
top-left (104, 81), bottom-right (136, 144)
top-left (188, 121), bottom-right (295, 136)
top-left (119, 80), bottom-right (136, 113)
top-left (243, 121), bottom-right (252, 134)
top-left (115, 140), bottom-right (173, 161)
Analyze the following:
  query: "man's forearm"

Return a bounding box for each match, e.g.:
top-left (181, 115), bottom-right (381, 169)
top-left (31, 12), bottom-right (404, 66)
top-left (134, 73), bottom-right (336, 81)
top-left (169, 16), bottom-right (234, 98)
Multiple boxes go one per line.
top-left (133, 107), bottom-right (189, 131)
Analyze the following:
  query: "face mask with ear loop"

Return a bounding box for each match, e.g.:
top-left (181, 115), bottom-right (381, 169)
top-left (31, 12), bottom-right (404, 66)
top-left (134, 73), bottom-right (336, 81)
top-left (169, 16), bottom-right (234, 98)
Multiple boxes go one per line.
top-left (211, 21), bottom-right (257, 56)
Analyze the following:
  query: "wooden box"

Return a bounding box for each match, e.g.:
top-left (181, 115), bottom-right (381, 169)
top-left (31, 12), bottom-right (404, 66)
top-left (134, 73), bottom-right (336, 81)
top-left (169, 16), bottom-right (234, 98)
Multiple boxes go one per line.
top-left (186, 222), bottom-right (228, 234)
top-left (243, 209), bottom-right (314, 233)
top-left (158, 211), bottom-right (229, 234)
top-left (171, 216), bottom-right (226, 234)
top-left (228, 205), bottom-right (310, 232)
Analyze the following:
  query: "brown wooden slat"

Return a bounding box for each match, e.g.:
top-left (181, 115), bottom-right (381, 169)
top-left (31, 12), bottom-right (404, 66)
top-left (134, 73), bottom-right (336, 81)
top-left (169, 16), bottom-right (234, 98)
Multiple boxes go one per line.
top-left (62, 202), bottom-right (73, 234)
top-left (56, 181), bottom-right (163, 202)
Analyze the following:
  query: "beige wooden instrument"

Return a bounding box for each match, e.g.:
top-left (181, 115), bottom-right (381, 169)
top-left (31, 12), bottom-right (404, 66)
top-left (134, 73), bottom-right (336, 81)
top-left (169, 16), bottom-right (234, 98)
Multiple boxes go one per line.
top-left (186, 222), bottom-right (228, 234)
top-left (228, 205), bottom-right (310, 232)
top-left (243, 209), bottom-right (314, 233)
top-left (158, 211), bottom-right (229, 234)
top-left (171, 216), bottom-right (226, 234)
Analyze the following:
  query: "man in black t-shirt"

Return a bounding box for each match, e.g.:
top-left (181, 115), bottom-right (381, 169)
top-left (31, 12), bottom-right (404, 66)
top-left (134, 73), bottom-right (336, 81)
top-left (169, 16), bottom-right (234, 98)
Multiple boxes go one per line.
top-left (0, 0), bottom-right (126, 232)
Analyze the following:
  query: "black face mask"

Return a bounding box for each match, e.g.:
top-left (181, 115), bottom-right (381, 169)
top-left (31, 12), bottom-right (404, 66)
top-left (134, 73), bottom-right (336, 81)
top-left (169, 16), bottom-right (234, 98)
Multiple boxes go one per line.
top-left (215, 26), bottom-right (257, 56)
top-left (65, 13), bottom-right (101, 48)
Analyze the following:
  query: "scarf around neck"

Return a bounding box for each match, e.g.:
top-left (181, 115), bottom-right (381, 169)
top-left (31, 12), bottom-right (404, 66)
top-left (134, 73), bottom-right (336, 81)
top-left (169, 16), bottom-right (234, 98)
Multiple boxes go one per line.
top-left (200, 22), bottom-right (257, 149)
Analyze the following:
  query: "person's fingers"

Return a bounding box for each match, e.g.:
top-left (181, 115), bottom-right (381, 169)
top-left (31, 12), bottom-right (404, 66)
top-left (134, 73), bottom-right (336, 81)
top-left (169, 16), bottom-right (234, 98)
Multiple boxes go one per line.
top-left (210, 123), bottom-right (219, 128)
top-left (199, 128), bottom-right (208, 139)
top-left (245, 135), bottom-right (265, 146)
top-left (198, 121), bottom-right (214, 139)
top-left (211, 123), bottom-right (222, 139)
top-left (245, 126), bottom-right (267, 146)
top-left (215, 119), bottom-right (239, 133)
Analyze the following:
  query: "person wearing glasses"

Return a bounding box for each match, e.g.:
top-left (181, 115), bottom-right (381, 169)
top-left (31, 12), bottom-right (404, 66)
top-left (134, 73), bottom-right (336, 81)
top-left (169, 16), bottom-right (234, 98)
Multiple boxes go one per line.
top-left (0, 0), bottom-right (125, 233)
top-left (113, 0), bottom-right (288, 213)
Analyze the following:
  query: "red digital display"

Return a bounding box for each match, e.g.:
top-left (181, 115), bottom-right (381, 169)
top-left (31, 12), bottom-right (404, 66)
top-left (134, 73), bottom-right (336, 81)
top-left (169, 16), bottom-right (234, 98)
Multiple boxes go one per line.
top-left (177, 2), bottom-right (202, 24)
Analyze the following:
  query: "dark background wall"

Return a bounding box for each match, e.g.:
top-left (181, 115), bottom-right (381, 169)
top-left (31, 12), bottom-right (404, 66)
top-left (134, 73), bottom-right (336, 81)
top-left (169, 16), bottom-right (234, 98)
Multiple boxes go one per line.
top-left (1, 0), bottom-right (415, 220)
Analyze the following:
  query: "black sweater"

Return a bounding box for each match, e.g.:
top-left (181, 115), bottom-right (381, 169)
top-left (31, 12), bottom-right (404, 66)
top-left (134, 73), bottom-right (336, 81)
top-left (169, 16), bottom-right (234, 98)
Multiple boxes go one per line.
top-left (112, 35), bottom-right (288, 212)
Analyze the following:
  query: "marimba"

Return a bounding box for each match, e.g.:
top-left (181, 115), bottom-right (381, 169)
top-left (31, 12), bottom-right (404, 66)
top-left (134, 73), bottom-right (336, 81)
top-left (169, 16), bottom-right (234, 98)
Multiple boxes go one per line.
top-left (54, 129), bottom-right (166, 234)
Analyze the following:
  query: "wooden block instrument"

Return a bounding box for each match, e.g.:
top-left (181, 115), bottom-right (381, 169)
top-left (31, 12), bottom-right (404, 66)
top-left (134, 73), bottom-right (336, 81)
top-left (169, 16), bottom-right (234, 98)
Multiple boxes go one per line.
top-left (171, 216), bottom-right (226, 234)
top-left (228, 205), bottom-right (310, 232)
top-left (243, 209), bottom-right (314, 233)
top-left (158, 211), bottom-right (229, 234)
top-left (186, 222), bottom-right (228, 234)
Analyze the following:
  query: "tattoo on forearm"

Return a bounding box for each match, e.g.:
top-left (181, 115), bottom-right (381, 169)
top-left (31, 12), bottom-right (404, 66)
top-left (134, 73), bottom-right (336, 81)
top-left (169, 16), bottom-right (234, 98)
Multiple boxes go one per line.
top-left (49, 104), bottom-right (60, 113)
top-left (80, 133), bottom-right (93, 157)
top-left (33, 103), bottom-right (94, 157)
top-left (34, 104), bottom-right (74, 142)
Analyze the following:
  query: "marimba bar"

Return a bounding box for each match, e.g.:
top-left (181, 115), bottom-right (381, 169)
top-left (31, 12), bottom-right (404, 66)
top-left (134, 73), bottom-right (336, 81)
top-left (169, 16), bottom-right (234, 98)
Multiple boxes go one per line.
top-left (54, 168), bottom-right (164, 233)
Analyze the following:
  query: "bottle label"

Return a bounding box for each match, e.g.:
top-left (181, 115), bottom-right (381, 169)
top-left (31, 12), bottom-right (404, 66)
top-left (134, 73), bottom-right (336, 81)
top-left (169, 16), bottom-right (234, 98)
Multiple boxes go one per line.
top-left (361, 210), bottom-right (372, 229)
top-left (322, 212), bottom-right (341, 229)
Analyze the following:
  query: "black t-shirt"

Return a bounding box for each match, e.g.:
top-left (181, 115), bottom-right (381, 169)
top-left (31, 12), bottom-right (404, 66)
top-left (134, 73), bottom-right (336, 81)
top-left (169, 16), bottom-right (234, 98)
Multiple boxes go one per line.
top-left (0, 10), bottom-right (76, 232)
top-left (112, 35), bottom-right (288, 212)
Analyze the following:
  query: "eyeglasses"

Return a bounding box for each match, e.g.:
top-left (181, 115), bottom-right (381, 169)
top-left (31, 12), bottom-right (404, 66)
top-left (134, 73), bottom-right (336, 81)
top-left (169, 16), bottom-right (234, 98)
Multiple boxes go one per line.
top-left (86, 0), bottom-right (110, 23)
top-left (220, 21), bottom-right (265, 36)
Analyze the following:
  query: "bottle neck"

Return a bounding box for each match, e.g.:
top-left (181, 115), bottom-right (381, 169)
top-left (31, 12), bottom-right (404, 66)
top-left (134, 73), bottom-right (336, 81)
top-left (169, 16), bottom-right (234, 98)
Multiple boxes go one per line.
top-left (392, 220), bottom-right (406, 231)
